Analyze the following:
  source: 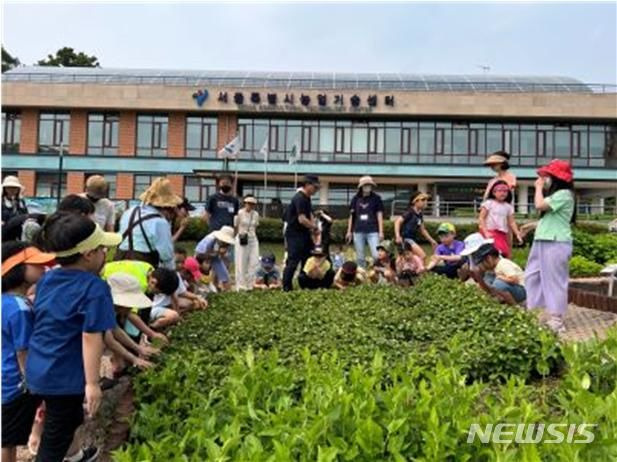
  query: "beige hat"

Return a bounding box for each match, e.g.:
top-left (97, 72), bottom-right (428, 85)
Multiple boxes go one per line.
top-left (1, 175), bottom-right (25, 194)
top-left (139, 177), bottom-right (182, 208)
top-left (107, 273), bottom-right (153, 308)
top-left (358, 175), bottom-right (377, 189)
top-left (213, 225), bottom-right (236, 245)
top-left (484, 154), bottom-right (509, 165)
top-left (243, 196), bottom-right (258, 205)
top-left (85, 175), bottom-right (108, 199)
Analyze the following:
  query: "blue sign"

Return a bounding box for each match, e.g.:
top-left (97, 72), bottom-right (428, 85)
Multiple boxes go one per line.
top-left (192, 89), bottom-right (209, 107)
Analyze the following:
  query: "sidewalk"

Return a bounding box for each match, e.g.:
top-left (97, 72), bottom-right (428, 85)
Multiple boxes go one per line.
top-left (560, 304), bottom-right (617, 342)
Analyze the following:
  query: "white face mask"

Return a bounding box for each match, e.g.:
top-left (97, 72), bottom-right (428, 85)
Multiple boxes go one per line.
top-left (543, 177), bottom-right (552, 190)
top-left (362, 186), bottom-right (372, 195)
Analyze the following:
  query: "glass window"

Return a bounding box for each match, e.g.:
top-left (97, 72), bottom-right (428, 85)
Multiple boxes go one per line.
top-left (589, 132), bottom-right (605, 157)
top-left (335, 127), bottom-right (345, 153)
top-left (435, 128), bottom-right (444, 155)
top-left (385, 127), bottom-right (400, 154)
top-left (186, 116), bottom-right (218, 158)
top-left (319, 126), bottom-right (334, 153)
top-left (136, 115), bottom-right (168, 157)
top-left (453, 129), bottom-right (468, 154)
top-left (2, 112), bottom-right (21, 152)
top-left (571, 132), bottom-right (581, 157)
top-left (38, 112), bottom-right (70, 154)
top-left (35, 172), bottom-right (66, 198)
top-left (554, 130), bottom-right (570, 156)
top-left (486, 128), bottom-right (501, 153)
top-left (87, 113), bottom-right (118, 156)
top-left (537, 131), bottom-right (546, 157)
top-left (520, 130), bottom-right (535, 155)
top-left (419, 127), bottom-right (434, 154)
top-left (503, 130), bottom-right (512, 153)
top-left (185, 176), bottom-right (216, 202)
top-left (351, 122), bottom-right (368, 154)
top-left (301, 126), bottom-right (312, 152)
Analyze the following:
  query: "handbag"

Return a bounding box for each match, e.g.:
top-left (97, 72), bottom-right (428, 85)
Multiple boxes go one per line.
top-left (238, 211), bottom-right (254, 246)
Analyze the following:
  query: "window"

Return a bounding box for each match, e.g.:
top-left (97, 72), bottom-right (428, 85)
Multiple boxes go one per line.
top-left (435, 129), bottom-right (444, 155)
top-left (185, 176), bottom-right (216, 202)
top-left (136, 115), bottom-right (168, 156)
top-left (35, 172), bottom-right (66, 198)
top-left (301, 126), bottom-right (312, 152)
top-left (134, 174), bottom-right (160, 198)
top-left (186, 116), bottom-right (218, 158)
top-left (368, 127), bottom-right (378, 154)
top-left (335, 127), bottom-right (345, 153)
top-left (469, 129), bottom-right (478, 154)
top-left (238, 123), bottom-right (249, 150)
top-left (401, 128), bottom-right (410, 153)
top-left (571, 131), bottom-right (581, 157)
top-left (554, 130), bottom-right (570, 156)
top-left (2, 112), bottom-right (21, 152)
top-left (38, 112), bottom-right (70, 153)
top-left (537, 131), bottom-right (547, 156)
top-left (503, 130), bottom-right (512, 153)
top-left (269, 126), bottom-right (280, 152)
top-left (87, 113), bottom-right (119, 155)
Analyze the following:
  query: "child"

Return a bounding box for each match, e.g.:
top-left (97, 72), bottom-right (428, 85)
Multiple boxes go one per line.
top-left (195, 226), bottom-right (235, 291)
top-left (483, 151), bottom-right (517, 202)
top-left (25, 212), bottom-right (121, 462)
top-left (171, 248), bottom-right (207, 313)
top-left (479, 180), bottom-right (523, 258)
top-left (395, 240), bottom-right (425, 286)
top-left (253, 253), bottom-right (282, 290)
top-left (472, 243), bottom-right (527, 306)
top-left (298, 246), bottom-right (335, 290)
top-left (2, 242), bottom-right (55, 462)
top-left (523, 160), bottom-right (576, 333)
top-left (394, 191), bottom-right (438, 260)
top-left (427, 223), bottom-right (465, 279)
top-left (174, 246), bottom-right (187, 273)
top-left (369, 240), bottom-right (397, 285)
top-left (334, 261), bottom-right (367, 290)
top-left (184, 255), bottom-right (215, 295)
top-left (331, 244), bottom-right (345, 272)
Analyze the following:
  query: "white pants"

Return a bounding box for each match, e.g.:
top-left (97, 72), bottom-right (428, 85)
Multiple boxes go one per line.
top-left (235, 236), bottom-right (260, 291)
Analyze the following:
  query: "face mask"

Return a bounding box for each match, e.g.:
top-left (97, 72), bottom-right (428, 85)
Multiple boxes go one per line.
top-left (543, 177), bottom-right (552, 190)
top-left (86, 194), bottom-right (100, 203)
top-left (362, 186), bottom-right (372, 195)
top-left (221, 185), bottom-right (232, 194)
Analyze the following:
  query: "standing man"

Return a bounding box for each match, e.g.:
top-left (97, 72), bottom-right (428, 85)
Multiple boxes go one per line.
top-left (282, 175), bottom-right (320, 291)
top-left (204, 174), bottom-right (240, 232)
top-left (81, 175), bottom-right (115, 232)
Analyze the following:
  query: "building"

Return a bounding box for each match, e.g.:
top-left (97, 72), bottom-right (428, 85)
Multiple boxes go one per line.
top-left (2, 67), bottom-right (616, 217)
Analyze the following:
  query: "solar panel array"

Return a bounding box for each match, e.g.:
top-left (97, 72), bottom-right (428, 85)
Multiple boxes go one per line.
top-left (2, 66), bottom-right (600, 93)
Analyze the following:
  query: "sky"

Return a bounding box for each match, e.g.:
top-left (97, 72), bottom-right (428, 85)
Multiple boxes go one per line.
top-left (2, 2), bottom-right (616, 84)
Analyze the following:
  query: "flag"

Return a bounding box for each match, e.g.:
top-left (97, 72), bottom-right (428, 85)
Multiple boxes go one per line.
top-left (217, 135), bottom-right (241, 159)
top-left (260, 136), bottom-right (269, 162)
top-left (289, 140), bottom-right (301, 165)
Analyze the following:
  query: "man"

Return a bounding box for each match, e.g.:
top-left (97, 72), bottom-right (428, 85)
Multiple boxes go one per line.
top-left (116, 177), bottom-right (181, 269)
top-left (204, 174), bottom-right (239, 232)
top-left (282, 175), bottom-right (320, 291)
top-left (80, 175), bottom-right (115, 231)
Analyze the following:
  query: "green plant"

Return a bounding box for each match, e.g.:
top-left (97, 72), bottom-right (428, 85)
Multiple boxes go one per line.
top-left (569, 255), bottom-right (603, 277)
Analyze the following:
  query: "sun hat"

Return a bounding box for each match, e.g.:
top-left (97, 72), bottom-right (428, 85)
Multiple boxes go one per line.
top-left (484, 154), bottom-right (509, 165)
top-left (410, 191), bottom-right (431, 204)
top-left (243, 196), bottom-right (258, 205)
top-left (376, 240), bottom-right (393, 253)
top-left (436, 223), bottom-right (456, 235)
top-left (1, 175), bottom-right (25, 194)
top-left (1, 247), bottom-right (56, 277)
top-left (460, 232), bottom-right (494, 257)
top-left (537, 159), bottom-right (573, 183)
top-left (53, 224), bottom-right (122, 258)
top-left (472, 243), bottom-right (497, 266)
top-left (357, 175), bottom-right (377, 189)
top-left (183, 257), bottom-right (202, 281)
top-left (213, 225), bottom-right (235, 245)
top-left (311, 245), bottom-right (326, 256)
top-left (107, 273), bottom-right (153, 308)
top-left (85, 175), bottom-right (108, 199)
top-left (139, 177), bottom-right (182, 208)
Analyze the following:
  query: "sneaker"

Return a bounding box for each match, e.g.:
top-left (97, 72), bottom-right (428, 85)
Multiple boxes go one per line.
top-left (64, 446), bottom-right (100, 462)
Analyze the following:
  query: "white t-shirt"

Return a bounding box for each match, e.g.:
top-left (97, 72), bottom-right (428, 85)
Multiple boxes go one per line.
top-left (481, 199), bottom-right (514, 234)
top-left (495, 258), bottom-right (525, 285)
top-left (152, 273), bottom-right (187, 309)
top-left (80, 194), bottom-right (115, 230)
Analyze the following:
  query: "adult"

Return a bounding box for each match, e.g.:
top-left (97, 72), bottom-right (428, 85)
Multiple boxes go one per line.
top-left (282, 175), bottom-right (320, 291)
top-left (116, 177), bottom-right (181, 269)
top-left (205, 174), bottom-right (239, 232)
top-left (2, 176), bottom-right (28, 225)
top-left (195, 225), bottom-right (236, 291)
top-left (346, 176), bottom-right (384, 268)
top-left (483, 151), bottom-right (517, 202)
top-left (80, 175), bottom-right (115, 231)
top-left (234, 195), bottom-right (260, 291)
top-left (172, 197), bottom-right (195, 242)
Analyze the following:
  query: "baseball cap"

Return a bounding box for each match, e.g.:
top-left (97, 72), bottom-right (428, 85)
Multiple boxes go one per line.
top-left (1, 247), bottom-right (56, 277)
top-left (472, 243), bottom-right (498, 266)
top-left (436, 223), bottom-right (456, 235)
top-left (261, 252), bottom-right (276, 266)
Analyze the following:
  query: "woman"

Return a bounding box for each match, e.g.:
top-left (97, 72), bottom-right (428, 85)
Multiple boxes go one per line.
top-left (345, 176), bottom-right (384, 268)
top-left (2, 176), bottom-right (28, 225)
top-left (234, 195), bottom-right (260, 291)
top-left (172, 198), bottom-right (195, 242)
top-left (522, 160), bottom-right (575, 333)
top-left (482, 151), bottom-right (517, 202)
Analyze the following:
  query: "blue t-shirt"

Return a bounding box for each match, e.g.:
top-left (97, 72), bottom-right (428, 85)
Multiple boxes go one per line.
top-left (350, 193), bottom-right (384, 234)
top-left (206, 193), bottom-right (239, 232)
top-left (26, 269), bottom-right (116, 396)
top-left (2, 294), bottom-right (33, 404)
top-left (436, 240), bottom-right (465, 266)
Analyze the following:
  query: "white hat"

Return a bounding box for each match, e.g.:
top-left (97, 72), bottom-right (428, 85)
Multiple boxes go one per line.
top-left (358, 175), bottom-right (377, 188)
top-left (460, 232), bottom-right (494, 257)
top-left (213, 225), bottom-right (235, 245)
top-left (1, 176), bottom-right (25, 194)
top-left (107, 273), bottom-right (153, 308)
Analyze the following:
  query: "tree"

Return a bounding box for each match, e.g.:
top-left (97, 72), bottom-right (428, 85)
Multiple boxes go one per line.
top-left (37, 47), bottom-right (100, 67)
top-left (2, 46), bottom-right (20, 73)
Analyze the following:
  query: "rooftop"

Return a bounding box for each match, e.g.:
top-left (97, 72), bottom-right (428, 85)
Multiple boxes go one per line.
top-left (4, 66), bottom-right (614, 93)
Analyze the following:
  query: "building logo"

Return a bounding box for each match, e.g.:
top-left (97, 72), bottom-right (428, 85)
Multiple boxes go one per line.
top-left (192, 89), bottom-right (209, 107)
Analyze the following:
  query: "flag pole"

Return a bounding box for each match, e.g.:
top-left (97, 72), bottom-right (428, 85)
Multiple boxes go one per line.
top-left (263, 155), bottom-right (268, 217)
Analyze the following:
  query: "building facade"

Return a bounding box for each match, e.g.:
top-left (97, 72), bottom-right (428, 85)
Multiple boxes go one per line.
top-left (2, 67), bottom-right (616, 217)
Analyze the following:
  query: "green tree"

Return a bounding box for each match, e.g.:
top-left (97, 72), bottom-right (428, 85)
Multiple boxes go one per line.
top-left (37, 47), bottom-right (100, 67)
top-left (2, 46), bottom-right (20, 73)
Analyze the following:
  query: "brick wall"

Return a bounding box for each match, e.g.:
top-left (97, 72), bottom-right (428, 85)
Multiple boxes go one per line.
top-left (69, 110), bottom-right (88, 155)
top-left (17, 170), bottom-right (36, 196)
top-left (167, 174), bottom-right (185, 198)
top-left (116, 173), bottom-right (134, 200)
top-left (19, 109), bottom-right (39, 154)
top-left (118, 111), bottom-right (136, 156)
top-left (66, 172), bottom-right (85, 194)
top-left (217, 114), bottom-right (238, 150)
top-left (168, 112), bottom-right (186, 157)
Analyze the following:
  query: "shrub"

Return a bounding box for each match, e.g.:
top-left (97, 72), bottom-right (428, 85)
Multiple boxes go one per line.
top-left (570, 255), bottom-right (603, 277)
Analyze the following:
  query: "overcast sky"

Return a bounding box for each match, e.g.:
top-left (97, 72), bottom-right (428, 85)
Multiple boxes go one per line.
top-left (3, 2), bottom-right (616, 83)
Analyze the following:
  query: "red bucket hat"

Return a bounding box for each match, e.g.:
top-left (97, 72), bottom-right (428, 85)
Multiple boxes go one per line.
top-left (537, 159), bottom-right (573, 183)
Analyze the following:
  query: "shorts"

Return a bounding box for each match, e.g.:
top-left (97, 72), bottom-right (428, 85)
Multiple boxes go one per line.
top-left (150, 306), bottom-right (174, 321)
top-left (485, 273), bottom-right (526, 303)
top-left (2, 391), bottom-right (41, 447)
top-left (33, 394), bottom-right (84, 462)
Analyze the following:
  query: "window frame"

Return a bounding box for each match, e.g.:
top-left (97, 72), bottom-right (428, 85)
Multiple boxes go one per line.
top-left (87, 113), bottom-right (119, 156)
top-left (136, 114), bottom-right (168, 157)
top-left (1, 111), bottom-right (21, 152)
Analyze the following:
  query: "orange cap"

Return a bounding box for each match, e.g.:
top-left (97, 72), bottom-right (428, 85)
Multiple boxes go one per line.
top-left (2, 247), bottom-right (56, 277)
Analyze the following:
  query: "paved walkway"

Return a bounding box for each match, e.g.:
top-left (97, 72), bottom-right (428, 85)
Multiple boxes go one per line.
top-left (560, 304), bottom-right (617, 342)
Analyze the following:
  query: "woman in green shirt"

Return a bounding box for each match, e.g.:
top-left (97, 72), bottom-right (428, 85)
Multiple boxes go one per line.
top-left (522, 160), bottom-right (575, 333)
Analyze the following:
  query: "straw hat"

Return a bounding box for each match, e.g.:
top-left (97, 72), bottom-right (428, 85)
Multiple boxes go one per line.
top-left (107, 273), bottom-right (153, 308)
top-left (85, 175), bottom-right (108, 199)
top-left (213, 225), bottom-right (236, 245)
top-left (243, 196), bottom-right (258, 205)
top-left (1, 176), bottom-right (25, 194)
top-left (484, 154), bottom-right (509, 165)
top-left (358, 175), bottom-right (377, 189)
top-left (139, 177), bottom-right (182, 208)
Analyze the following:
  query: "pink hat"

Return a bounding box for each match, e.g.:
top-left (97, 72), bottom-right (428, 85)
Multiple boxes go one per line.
top-left (183, 256), bottom-right (201, 281)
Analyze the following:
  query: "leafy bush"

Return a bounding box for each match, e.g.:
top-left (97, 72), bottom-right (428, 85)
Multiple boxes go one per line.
top-left (570, 256), bottom-right (603, 277)
top-left (573, 231), bottom-right (617, 266)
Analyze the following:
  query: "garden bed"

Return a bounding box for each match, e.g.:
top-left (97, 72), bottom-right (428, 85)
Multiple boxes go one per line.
top-left (569, 278), bottom-right (617, 314)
